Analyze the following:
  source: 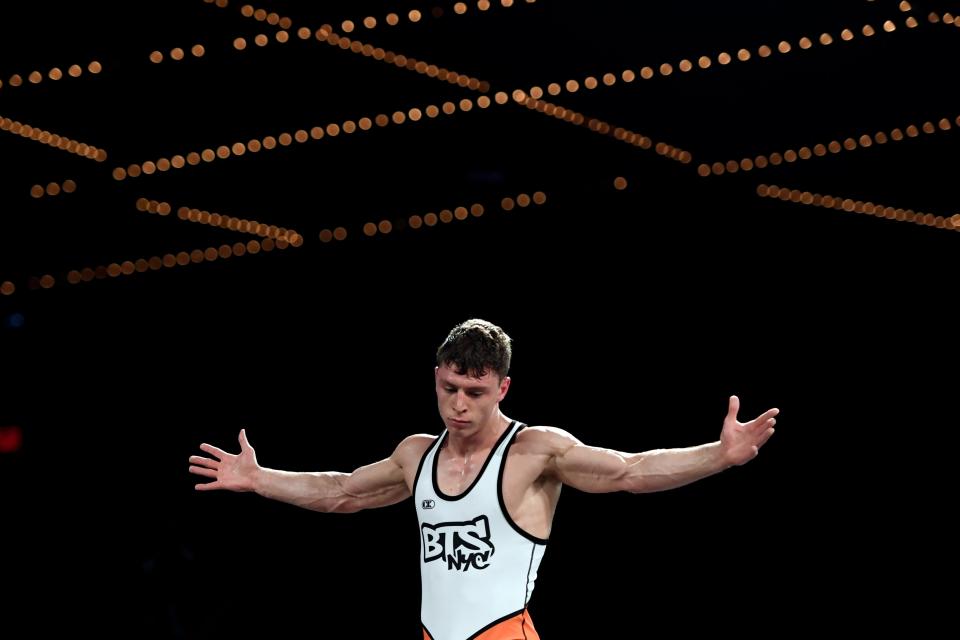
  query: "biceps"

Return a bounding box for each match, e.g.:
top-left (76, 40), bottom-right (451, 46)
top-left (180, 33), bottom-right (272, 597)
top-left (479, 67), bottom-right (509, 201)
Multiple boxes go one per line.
top-left (555, 444), bottom-right (630, 493)
top-left (340, 458), bottom-right (410, 510)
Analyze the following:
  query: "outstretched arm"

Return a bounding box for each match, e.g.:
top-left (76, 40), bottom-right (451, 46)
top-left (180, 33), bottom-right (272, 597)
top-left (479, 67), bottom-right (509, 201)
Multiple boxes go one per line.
top-left (548, 396), bottom-right (778, 493)
top-left (188, 429), bottom-right (416, 513)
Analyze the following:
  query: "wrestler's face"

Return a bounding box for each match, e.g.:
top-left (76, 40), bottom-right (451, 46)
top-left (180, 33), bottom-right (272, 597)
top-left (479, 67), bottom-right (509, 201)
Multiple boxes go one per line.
top-left (435, 362), bottom-right (510, 434)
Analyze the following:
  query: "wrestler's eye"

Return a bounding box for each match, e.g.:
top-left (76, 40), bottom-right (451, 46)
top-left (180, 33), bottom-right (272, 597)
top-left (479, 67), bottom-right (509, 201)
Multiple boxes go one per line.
top-left (444, 387), bottom-right (456, 393)
top-left (468, 391), bottom-right (483, 397)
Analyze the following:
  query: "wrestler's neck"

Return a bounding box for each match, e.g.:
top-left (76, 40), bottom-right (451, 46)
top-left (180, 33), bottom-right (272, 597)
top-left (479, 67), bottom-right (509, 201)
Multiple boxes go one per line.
top-left (446, 411), bottom-right (512, 457)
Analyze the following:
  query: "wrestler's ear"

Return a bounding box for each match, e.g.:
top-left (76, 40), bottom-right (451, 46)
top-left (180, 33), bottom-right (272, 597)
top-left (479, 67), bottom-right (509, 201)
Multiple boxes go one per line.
top-left (497, 376), bottom-right (511, 401)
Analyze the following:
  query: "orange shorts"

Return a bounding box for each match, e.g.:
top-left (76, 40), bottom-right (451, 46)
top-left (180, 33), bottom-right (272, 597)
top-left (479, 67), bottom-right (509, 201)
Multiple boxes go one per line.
top-left (423, 609), bottom-right (540, 640)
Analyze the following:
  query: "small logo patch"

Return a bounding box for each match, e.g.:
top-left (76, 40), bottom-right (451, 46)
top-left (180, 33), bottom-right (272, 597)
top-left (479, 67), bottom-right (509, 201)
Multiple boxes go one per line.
top-left (422, 499), bottom-right (435, 509)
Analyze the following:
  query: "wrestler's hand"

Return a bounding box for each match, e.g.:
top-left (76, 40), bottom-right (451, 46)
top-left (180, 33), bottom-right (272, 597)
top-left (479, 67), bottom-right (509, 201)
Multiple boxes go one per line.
top-left (189, 428), bottom-right (260, 491)
top-left (719, 396), bottom-right (778, 466)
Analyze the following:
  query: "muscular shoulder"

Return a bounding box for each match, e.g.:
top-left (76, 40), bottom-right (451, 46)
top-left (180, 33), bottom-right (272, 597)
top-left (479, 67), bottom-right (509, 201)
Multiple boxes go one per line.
top-left (391, 433), bottom-right (438, 469)
top-left (513, 425), bottom-right (580, 457)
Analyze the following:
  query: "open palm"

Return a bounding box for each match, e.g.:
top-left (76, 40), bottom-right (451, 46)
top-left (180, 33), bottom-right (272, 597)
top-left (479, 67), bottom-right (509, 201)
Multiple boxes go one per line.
top-left (720, 396), bottom-right (778, 466)
top-left (188, 428), bottom-right (260, 491)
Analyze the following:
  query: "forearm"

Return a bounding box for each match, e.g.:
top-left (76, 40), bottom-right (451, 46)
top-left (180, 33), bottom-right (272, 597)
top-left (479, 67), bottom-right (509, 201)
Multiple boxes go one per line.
top-left (253, 468), bottom-right (354, 512)
top-left (622, 441), bottom-right (730, 493)
top-left (253, 460), bottom-right (410, 513)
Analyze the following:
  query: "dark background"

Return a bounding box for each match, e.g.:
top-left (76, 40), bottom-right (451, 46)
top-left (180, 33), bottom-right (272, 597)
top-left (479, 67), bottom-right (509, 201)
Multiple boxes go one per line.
top-left (1, 1), bottom-right (955, 637)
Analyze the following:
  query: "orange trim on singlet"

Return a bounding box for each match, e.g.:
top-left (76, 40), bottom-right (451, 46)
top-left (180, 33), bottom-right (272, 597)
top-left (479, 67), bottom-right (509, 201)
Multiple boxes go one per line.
top-left (422, 609), bottom-right (541, 640)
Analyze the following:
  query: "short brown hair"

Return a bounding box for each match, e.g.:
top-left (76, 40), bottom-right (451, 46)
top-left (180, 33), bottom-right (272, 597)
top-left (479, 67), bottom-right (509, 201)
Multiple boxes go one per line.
top-left (436, 319), bottom-right (512, 379)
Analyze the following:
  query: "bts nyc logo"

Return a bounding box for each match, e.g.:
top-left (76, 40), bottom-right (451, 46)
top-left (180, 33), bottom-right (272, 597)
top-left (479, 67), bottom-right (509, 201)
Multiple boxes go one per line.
top-left (422, 515), bottom-right (495, 571)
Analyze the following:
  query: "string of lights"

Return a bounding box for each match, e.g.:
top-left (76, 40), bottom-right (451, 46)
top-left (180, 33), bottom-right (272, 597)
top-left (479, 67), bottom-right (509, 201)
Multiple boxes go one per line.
top-left (698, 115), bottom-right (957, 176)
top-left (1, 60), bottom-right (102, 93)
top-left (757, 183), bottom-right (957, 233)
top-left (318, 191), bottom-right (547, 242)
top-left (525, 13), bottom-right (920, 100)
top-left (30, 180), bottom-right (77, 198)
top-left (0, 114), bottom-right (108, 162)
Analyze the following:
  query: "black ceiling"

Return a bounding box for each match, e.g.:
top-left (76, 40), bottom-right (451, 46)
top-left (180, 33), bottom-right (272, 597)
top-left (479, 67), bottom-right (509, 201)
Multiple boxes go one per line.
top-left (1, 0), bottom-right (958, 298)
